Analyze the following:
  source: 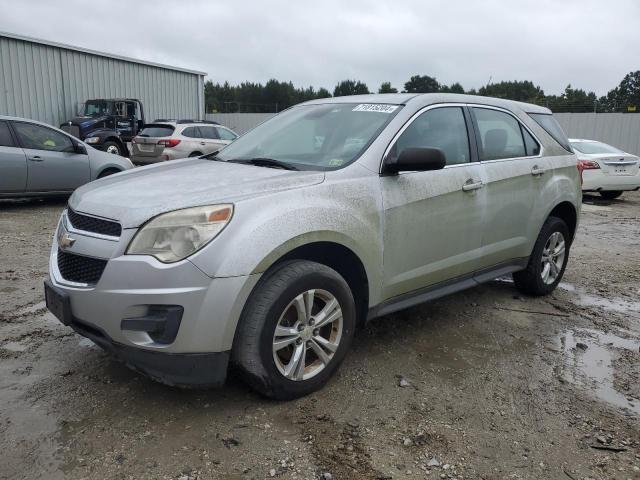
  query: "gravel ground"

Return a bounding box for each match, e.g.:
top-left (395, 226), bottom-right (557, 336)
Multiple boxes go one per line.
top-left (1, 192), bottom-right (639, 480)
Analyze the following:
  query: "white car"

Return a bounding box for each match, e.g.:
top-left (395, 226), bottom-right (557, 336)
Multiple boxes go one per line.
top-left (570, 138), bottom-right (640, 199)
top-left (130, 120), bottom-right (238, 165)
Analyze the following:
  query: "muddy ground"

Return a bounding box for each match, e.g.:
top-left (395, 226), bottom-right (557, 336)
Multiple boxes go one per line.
top-left (1, 192), bottom-right (639, 480)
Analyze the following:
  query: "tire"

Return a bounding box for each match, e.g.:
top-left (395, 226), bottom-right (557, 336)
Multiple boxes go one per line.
top-left (232, 260), bottom-right (356, 400)
top-left (103, 141), bottom-right (122, 156)
top-left (514, 216), bottom-right (570, 296)
top-left (97, 168), bottom-right (120, 179)
top-left (189, 151), bottom-right (202, 157)
top-left (600, 190), bottom-right (623, 200)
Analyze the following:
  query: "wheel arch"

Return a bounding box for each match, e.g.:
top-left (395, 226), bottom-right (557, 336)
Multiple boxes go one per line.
top-left (547, 201), bottom-right (578, 243)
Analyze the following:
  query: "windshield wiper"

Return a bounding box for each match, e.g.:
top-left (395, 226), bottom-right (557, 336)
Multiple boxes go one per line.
top-left (227, 158), bottom-right (299, 171)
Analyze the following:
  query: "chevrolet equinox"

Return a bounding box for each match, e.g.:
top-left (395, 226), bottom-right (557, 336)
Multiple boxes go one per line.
top-left (45, 94), bottom-right (581, 399)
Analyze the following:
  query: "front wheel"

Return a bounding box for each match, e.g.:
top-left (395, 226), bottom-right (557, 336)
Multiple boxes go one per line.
top-left (600, 190), bottom-right (623, 200)
top-left (514, 216), bottom-right (570, 296)
top-left (103, 141), bottom-right (122, 156)
top-left (232, 260), bottom-right (356, 400)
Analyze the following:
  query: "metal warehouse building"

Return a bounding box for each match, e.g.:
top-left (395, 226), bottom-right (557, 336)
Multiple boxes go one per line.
top-left (0, 31), bottom-right (206, 127)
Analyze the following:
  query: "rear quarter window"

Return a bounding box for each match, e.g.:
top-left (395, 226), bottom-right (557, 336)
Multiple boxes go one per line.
top-left (528, 113), bottom-right (572, 152)
top-left (139, 124), bottom-right (175, 137)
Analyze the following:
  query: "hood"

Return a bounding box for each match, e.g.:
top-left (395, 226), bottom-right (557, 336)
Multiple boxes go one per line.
top-left (69, 159), bottom-right (325, 228)
top-left (65, 116), bottom-right (108, 127)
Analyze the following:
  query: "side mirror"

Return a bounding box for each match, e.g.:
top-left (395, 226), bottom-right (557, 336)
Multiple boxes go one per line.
top-left (74, 142), bottom-right (87, 155)
top-left (384, 147), bottom-right (446, 174)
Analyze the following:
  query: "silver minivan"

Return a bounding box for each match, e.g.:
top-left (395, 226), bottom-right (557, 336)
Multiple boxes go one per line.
top-left (45, 94), bottom-right (581, 399)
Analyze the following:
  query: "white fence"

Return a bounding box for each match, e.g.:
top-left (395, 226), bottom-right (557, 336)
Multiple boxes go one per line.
top-left (206, 111), bottom-right (640, 156)
top-left (555, 113), bottom-right (640, 156)
top-left (205, 113), bottom-right (276, 134)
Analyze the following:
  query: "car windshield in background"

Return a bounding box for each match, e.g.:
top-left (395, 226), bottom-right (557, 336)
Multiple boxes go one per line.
top-left (139, 124), bottom-right (175, 137)
top-left (215, 103), bottom-right (402, 170)
top-left (84, 101), bottom-right (109, 116)
top-left (571, 141), bottom-right (623, 155)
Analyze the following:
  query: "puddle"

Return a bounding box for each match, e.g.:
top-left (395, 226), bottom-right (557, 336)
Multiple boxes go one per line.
top-left (559, 283), bottom-right (640, 315)
top-left (559, 328), bottom-right (640, 415)
top-left (2, 341), bottom-right (29, 352)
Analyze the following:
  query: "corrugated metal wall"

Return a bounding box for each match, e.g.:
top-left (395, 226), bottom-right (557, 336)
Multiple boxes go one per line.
top-left (555, 113), bottom-right (640, 156)
top-left (0, 33), bottom-right (205, 127)
top-left (205, 113), bottom-right (276, 134)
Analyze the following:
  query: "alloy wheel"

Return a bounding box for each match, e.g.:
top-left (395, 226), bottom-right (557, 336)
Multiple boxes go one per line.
top-left (272, 289), bottom-right (343, 381)
top-left (541, 231), bottom-right (566, 285)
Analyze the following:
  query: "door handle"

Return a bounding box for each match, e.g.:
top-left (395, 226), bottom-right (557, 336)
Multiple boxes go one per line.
top-left (200, 142), bottom-right (206, 146)
top-left (462, 180), bottom-right (484, 191)
top-left (28, 156), bottom-right (43, 162)
top-left (531, 165), bottom-right (546, 176)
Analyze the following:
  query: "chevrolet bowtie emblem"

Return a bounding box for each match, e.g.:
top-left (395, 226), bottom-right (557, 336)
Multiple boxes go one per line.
top-left (59, 232), bottom-right (76, 249)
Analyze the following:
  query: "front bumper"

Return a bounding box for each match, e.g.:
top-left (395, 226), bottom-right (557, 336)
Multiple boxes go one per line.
top-left (48, 213), bottom-right (261, 386)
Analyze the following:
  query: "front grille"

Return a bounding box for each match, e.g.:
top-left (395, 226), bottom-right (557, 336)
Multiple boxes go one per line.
top-left (67, 209), bottom-right (122, 237)
top-left (57, 250), bottom-right (108, 285)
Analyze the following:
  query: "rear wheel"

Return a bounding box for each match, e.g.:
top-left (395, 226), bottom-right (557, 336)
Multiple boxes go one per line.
top-left (514, 216), bottom-right (570, 296)
top-left (232, 260), bottom-right (356, 400)
top-left (103, 141), bottom-right (122, 156)
top-left (600, 190), bottom-right (623, 200)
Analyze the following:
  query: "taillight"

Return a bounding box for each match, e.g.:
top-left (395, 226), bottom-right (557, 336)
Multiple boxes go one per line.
top-left (577, 159), bottom-right (599, 185)
top-left (578, 159), bottom-right (600, 170)
top-left (158, 139), bottom-right (181, 148)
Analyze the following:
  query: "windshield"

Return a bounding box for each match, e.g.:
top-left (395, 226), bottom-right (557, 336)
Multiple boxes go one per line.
top-left (83, 101), bottom-right (110, 116)
top-left (215, 103), bottom-right (402, 170)
top-left (570, 141), bottom-right (624, 155)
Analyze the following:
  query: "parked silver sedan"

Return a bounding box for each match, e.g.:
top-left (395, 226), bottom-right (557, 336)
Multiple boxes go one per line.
top-left (0, 115), bottom-right (133, 197)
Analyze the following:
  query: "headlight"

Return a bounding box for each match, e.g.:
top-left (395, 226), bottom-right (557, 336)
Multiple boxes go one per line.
top-left (126, 205), bottom-right (233, 263)
top-left (84, 136), bottom-right (100, 144)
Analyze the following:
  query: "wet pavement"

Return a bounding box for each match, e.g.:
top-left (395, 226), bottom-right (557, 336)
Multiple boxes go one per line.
top-left (1, 192), bottom-right (639, 480)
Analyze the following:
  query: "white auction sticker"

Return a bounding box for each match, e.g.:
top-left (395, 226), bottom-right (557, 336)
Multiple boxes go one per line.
top-left (352, 104), bottom-right (398, 113)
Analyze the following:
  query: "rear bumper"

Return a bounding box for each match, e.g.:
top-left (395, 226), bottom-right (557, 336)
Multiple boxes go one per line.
top-left (131, 154), bottom-right (165, 165)
top-left (582, 170), bottom-right (640, 191)
top-left (70, 314), bottom-right (230, 388)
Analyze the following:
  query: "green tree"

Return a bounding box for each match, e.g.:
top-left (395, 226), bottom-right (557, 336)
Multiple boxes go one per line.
top-left (545, 85), bottom-right (597, 113)
top-left (378, 82), bottom-right (398, 93)
top-left (316, 87), bottom-right (332, 99)
top-left (602, 71), bottom-right (640, 112)
top-left (478, 80), bottom-right (545, 104)
top-left (404, 75), bottom-right (440, 93)
top-left (333, 80), bottom-right (370, 97)
top-left (440, 82), bottom-right (465, 94)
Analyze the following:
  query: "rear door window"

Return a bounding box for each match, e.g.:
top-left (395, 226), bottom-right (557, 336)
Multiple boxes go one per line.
top-left (522, 127), bottom-right (541, 156)
top-left (393, 106), bottom-right (471, 166)
top-left (528, 113), bottom-right (572, 152)
top-left (473, 108), bottom-right (526, 161)
top-left (181, 127), bottom-right (201, 138)
top-left (0, 121), bottom-right (15, 147)
top-left (198, 126), bottom-right (220, 139)
top-left (139, 124), bottom-right (175, 137)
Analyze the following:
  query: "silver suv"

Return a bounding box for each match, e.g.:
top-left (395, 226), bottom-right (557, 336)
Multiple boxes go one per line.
top-left (45, 94), bottom-right (581, 399)
top-left (131, 120), bottom-right (238, 164)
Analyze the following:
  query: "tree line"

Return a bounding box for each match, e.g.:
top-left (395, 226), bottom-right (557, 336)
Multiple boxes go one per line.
top-left (205, 71), bottom-right (640, 114)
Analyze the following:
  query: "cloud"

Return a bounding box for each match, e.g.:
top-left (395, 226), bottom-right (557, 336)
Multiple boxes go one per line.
top-left (1, 0), bottom-right (637, 95)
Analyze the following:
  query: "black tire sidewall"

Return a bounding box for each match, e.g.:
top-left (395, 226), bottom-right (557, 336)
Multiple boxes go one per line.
top-left (527, 217), bottom-right (570, 294)
top-left (600, 191), bottom-right (623, 200)
top-left (249, 263), bottom-right (356, 399)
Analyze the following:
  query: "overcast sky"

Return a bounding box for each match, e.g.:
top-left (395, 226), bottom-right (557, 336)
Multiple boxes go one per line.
top-left (1, 0), bottom-right (637, 96)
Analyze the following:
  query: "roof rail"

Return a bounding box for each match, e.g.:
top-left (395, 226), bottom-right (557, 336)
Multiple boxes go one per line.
top-left (176, 119), bottom-right (219, 125)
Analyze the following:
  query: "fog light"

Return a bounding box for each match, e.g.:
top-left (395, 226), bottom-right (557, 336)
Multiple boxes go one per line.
top-left (120, 305), bottom-right (183, 344)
